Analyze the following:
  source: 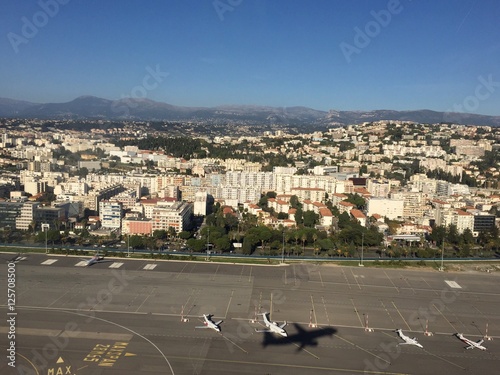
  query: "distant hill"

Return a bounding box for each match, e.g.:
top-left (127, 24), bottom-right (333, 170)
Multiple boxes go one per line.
top-left (1, 96), bottom-right (499, 127)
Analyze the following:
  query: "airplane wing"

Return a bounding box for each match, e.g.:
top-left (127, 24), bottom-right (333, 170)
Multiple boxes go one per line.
top-left (195, 326), bottom-right (211, 329)
top-left (214, 320), bottom-right (223, 325)
top-left (255, 329), bottom-right (272, 333)
top-left (476, 339), bottom-right (484, 345)
top-left (279, 322), bottom-right (287, 329)
top-left (465, 345), bottom-right (475, 350)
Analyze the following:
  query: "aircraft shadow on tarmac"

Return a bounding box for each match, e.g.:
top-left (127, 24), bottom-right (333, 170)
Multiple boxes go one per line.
top-left (261, 323), bottom-right (337, 351)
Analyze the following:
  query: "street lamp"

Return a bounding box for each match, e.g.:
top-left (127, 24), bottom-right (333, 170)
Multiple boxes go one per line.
top-left (359, 232), bottom-right (365, 267)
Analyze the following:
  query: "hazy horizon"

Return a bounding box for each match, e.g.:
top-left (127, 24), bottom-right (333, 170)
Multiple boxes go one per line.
top-left (2, 0), bottom-right (500, 115)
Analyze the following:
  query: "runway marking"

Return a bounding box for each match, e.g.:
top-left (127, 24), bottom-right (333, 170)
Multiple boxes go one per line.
top-left (66, 310), bottom-right (176, 375)
top-left (211, 264), bottom-right (220, 281)
top-left (47, 284), bottom-right (77, 308)
top-left (167, 355), bottom-right (407, 374)
top-left (41, 259), bottom-right (58, 265)
top-left (445, 280), bottom-right (462, 289)
top-left (135, 287), bottom-right (157, 312)
top-left (75, 261), bottom-right (88, 267)
top-left (384, 271), bottom-right (399, 293)
top-left (391, 301), bottom-right (411, 331)
top-left (421, 277), bottom-right (439, 296)
top-left (341, 268), bottom-right (352, 290)
top-left (292, 342), bottom-right (320, 359)
top-left (109, 262), bottom-right (124, 269)
top-left (421, 348), bottom-right (467, 370)
top-left (350, 299), bottom-right (364, 328)
top-left (175, 263), bottom-right (188, 279)
top-left (284, 268), bottom-right (287, 285)
top-left (399, 274), bottom-right (415, 295)
top-left (17, 353), bottom-right (40, 375)
top-left (321, 296), bottom-right (331, 326)
top-left (292, 264), bottom-right (297, 286)
top-left (350, 269), bottom-right (362, 290)
top-left (221, 333), bottom-right (248, 353)
top-left (311, 295), bottom-right (318, 326)
top-left (318, 269), bottom-right (324, 287)
top-left (433, 303), bottom-right (457, 332)
top-left (224, 290), bottom-right (234, 319)
top-left (248, 265), bottom-right (253, 283)
top-left (334, 335), bottom-right (392, 365)
top-left (238, 265), bottom-right (245, 282)
top-left (380, 300), bottom-right (396, 327)
top-left (143, 264), bottom-right (157, 270)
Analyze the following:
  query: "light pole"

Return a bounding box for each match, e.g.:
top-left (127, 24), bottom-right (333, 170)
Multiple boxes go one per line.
top-left (439, 239), bottom-right (444, 271)
top-left (359, 232), bottom-right (364, 267)
top-left (127, 234), bottom-right (130, 257)
top-left (41, 223), bottom-right (49, 254)
top-left (206, 228), bottom-right (210, 261)
top-left (281, 231), bottom-right (285, 264)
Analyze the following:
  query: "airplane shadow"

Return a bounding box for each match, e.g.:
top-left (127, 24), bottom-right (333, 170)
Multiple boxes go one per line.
top-left (261, 323), bottom-right (337, 351)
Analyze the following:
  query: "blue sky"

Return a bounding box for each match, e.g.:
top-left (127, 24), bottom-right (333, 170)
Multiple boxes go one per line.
top-left (1, 0), bottom-right (500, 115)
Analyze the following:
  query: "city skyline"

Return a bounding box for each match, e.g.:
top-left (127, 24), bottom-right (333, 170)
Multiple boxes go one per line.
top-left (1, 0), bottom-right (500, 115)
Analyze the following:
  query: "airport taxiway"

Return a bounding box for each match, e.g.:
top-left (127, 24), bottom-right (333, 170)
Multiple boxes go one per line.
top-left (1, 253), bottom-right (500, 374)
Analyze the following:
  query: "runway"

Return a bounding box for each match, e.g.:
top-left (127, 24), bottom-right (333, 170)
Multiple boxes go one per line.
top-left (1, 253), bottom-right (500, 374)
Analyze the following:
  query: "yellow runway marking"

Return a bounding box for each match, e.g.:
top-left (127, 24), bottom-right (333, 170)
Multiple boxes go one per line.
top-left (17, 353), bottom-right (40, 375)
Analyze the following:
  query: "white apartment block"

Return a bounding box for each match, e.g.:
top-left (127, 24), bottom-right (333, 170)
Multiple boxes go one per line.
top-left (435, 209), bottom-right (474, 234)
top-left (193, 191), bottom-right (208, 216)
top-left (366, 179), bottom-right (391, 198)
top-left (15, 202), bottom-right (39, 230)
top-left (99, 201), bottom-right (122, 229)
top-left (366, 198), bottom-right (404, 220)
top-left (224, 172), bottom-right (274, 192)
top-left (151, 201), bottom-right (193, 233)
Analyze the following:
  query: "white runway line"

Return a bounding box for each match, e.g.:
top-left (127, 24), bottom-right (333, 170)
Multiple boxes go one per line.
top-left (41, 259), bottom-right (58, 265)
top-left (445, 280), bottom-right (462, 289)
top-left (108, 262), bottom-right (124, 269)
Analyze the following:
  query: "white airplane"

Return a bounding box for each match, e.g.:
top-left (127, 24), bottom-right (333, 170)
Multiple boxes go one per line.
top-left (395, 329), bottom-right (423, 348)
top-left (82, 253), bottom-right (105, 266)
top-left (455, 333), bottom-right (487, 350)
top-left (255, 312), bottom-right (288, 337)
top-left (195, 314), bottom-right (222, 332)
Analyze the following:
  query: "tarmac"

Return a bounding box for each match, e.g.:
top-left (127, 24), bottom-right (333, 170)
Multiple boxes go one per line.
top-left (1, 252), bottom-right (500, 374)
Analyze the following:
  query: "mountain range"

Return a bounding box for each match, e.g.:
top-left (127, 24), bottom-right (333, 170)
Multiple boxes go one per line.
top-left (1, 96), bottom-right (499, 127)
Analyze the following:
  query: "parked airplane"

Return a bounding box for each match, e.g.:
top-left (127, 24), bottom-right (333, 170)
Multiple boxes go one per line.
top-left (82, 253), bottom-right (106, 266)
top-left (455, 333), bottom-right (487, 350)
top-left (195, 314), bottom-right (222, 332)
top-left (395, 329), bottom-right (423, 348)
top-left (255, 312), bottom-right (288, 337)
